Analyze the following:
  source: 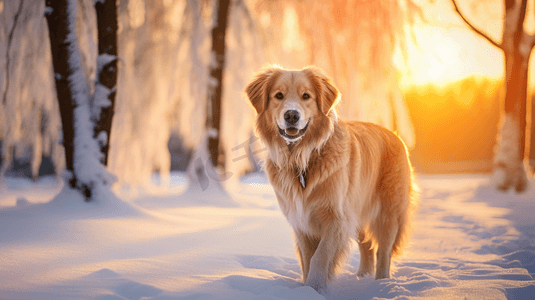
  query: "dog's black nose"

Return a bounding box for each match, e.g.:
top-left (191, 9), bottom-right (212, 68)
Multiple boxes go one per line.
top-left (284, 110), bottom-right (300, 125)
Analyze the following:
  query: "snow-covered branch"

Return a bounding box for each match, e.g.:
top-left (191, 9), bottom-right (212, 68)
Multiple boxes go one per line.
top-left (65, 0), bottom-right (116, 197)
top-left (43, 0), bottom-right (116, 199)
top-left (92, 0), bottom-right (118, 165)
top-left (91, 54), bottom-right (116, 122)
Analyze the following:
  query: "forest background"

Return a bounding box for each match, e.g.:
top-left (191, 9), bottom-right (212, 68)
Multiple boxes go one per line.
top-left (1, 0), bottom-right (535, 190)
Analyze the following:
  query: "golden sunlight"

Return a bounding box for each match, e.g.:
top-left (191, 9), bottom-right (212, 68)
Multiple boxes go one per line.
top-left (394, 24), bottom-right (503, 90)
top-left (393, 0), bottom-right (508, 92)
top-left (282, 6), bottom-right (305, 53)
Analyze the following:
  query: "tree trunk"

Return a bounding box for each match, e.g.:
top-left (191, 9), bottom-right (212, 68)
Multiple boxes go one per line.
top-left (492, 1), bottom-right (531, 192)
top-left (94, 0), bottom-right (118, 166)
top-left (44, 0), bottom-right (76, 182)
top-left (188, 0), bottom-right (232, 192)
top-left (207, 0), bottom-right (231, 169)
top-left (451, 0), bottom-right (532, 192)
top-left (45, 0), bottom-right (117, 200)
top-left (493, 49), bottom-right (530, 192)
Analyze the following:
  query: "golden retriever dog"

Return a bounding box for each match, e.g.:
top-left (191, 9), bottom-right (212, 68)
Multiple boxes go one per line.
top-left (245, 65), bottom-right (418, 292)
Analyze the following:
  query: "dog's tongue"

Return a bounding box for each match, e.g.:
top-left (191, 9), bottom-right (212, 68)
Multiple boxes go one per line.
top-left (285, 128), bottom-right (299, 136)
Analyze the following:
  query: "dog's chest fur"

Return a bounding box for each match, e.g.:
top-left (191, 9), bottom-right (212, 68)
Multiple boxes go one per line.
top-left (263, 124), bottom-right (350, 236)
top-left (286, 194), bottom-right (312, 233)
top-left (265, 160), bottom-right (334, 236)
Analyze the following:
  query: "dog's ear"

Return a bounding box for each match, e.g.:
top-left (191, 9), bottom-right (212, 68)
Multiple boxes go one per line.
top-left (245, 67), bottom-right (279, 114)
top-left (305, 66), bottom-right (340, 115)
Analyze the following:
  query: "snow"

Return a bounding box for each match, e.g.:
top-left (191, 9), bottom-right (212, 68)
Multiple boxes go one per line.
top-left (96, 53), bottom-right (117, 76)
top-left (0, 172), bottom-right (534, 299)
top-left (91, 53), bottom-right (117, 123)
top-left (491, 113), bottom-right (528, 192)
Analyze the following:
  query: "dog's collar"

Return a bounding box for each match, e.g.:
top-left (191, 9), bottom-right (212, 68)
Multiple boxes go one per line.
top-left (298, 170), bottom-right (307, 189)
top-left (278, 120), bottom-right (309, 142)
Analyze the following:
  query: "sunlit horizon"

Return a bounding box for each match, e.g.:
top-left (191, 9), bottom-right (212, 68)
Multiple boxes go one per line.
top-left (393, 16), bottom-right (505, 90)
top-left (394, 23), bottom-right (504, 90)
top-left (393, 0), bottom-right (535, 91)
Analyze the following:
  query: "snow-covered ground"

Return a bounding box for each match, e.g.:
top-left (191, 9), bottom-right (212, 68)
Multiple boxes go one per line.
top-left (0, 172), bottom-right (534, 299)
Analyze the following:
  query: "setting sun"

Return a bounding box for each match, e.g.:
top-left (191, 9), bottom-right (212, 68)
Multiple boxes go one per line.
top-left (395, 22), bottom-right (504, 89)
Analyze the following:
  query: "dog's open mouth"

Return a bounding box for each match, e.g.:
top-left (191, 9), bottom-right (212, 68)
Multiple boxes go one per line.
top-left (278, 120), bottom-right (309, 141)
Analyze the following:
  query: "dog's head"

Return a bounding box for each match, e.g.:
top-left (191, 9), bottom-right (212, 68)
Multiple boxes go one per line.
top-left (246, 65), bottom-right (340, 145)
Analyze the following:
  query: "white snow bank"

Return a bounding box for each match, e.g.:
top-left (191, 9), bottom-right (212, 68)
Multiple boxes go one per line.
top-left (0, 173), bottom-right (533, 299)
top-left (0, 175), bottom-right (61, 207)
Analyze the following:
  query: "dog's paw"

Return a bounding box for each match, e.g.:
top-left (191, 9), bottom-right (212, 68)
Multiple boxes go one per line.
top-left (375, 270), bottom-right (391, 280)
top-left (356, 262), bottom-right (375, 278)
top-left (305, 273), bottom-right (327, 292)
top-left (356, 268), bottom-right (374, 278)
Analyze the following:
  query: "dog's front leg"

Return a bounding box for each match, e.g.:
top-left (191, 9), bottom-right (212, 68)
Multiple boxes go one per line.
top-left (295, 231), bottom-right (319, 283)
top-left (305, 221), bottom-right (349, 292)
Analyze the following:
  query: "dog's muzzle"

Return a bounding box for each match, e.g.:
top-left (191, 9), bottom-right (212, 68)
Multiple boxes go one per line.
top-left (278, 120), bottom-right (309, 140)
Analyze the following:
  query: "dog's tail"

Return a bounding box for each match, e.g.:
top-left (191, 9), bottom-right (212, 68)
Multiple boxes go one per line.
top-left (391, 156), bottom-right (419, 258)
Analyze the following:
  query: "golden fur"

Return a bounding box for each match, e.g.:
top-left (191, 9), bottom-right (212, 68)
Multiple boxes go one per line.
top-left (246, 65), bottom-right (418, 291)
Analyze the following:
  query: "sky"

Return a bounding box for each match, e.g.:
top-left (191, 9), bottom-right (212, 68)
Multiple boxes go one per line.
top-left (394, 0), bottom-right (511, 88)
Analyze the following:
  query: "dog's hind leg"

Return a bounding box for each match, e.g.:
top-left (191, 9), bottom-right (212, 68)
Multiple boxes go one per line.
top-left (356, 229), bottom-right (375, 278)
top-left (374, 145), bottom-right (415, 280)
top-left (295, 231), bottom-right (319, 283)
top-left (305, 222), bottom-right (349, 291)
top-left (374, 175), bottom-right (410, 279)
top-left (374, 182), bottom-right (407, 280)
top-left (374, 219), bottom-right (398, 280)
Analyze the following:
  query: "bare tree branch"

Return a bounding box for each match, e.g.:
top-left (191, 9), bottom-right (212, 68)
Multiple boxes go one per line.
top-left (517, 0), bottom-right (528, 34)
top-left (529, 33), bottom-right (535, 50)
top-left (451, 0), bottom-right (502, 50)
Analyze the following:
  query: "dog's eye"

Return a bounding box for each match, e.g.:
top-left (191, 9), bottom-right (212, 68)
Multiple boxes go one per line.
top-left (303, 93), bottom-right (310, 100)
top-left (275, 92), bottom-right (284, 99)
